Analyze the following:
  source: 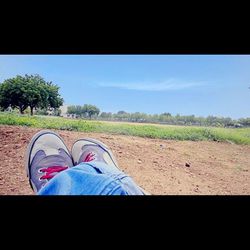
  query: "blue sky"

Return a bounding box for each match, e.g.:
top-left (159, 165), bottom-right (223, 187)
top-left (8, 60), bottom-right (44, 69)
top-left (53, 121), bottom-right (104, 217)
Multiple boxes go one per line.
top-left (0, 55), bottom-right (249, 119)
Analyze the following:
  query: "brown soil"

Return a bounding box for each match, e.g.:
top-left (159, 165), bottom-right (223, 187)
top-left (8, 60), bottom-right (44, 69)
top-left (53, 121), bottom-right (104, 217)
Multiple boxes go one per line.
top-left (0, 125), bottom-right (250, 195)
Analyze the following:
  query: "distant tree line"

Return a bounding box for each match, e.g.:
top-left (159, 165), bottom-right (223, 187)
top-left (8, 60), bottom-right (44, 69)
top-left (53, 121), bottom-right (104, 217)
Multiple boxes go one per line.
top-left (66, 108), bottom-right (250, 128)
top-left (67, 104), bottom-right (100, 119)
top-left (97, 111), bottom-right (250, 128)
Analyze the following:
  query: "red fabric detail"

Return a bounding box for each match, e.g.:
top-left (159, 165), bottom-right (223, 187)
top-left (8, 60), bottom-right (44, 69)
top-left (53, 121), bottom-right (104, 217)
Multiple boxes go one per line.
top-left (83, 152), bottom-right (96, 162)
top-left (40, 166), bottom-right (68, 180)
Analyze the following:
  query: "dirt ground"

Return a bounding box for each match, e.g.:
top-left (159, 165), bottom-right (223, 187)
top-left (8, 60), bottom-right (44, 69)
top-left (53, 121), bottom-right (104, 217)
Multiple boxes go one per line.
top-left (0, 125), bottom-right (250, 195)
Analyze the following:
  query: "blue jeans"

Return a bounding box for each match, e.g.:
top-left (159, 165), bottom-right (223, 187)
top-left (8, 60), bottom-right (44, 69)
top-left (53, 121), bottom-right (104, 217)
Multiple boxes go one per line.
top-left (38, 161), bottom-right (145, 195)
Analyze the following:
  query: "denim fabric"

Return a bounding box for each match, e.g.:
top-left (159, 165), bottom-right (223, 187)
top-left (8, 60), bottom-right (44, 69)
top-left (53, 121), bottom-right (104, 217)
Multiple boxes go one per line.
top-left (38, 161), bottom-right (145, 195)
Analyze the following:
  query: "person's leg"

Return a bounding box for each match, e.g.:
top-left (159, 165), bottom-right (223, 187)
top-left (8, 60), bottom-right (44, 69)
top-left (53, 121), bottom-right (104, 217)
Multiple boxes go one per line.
top-left (38, 162), bottom-right (130, 195)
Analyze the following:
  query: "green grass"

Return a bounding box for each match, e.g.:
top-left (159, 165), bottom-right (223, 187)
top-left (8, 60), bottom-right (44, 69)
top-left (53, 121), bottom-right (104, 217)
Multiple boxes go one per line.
top-left (1, 112), bottom-right (250, 145)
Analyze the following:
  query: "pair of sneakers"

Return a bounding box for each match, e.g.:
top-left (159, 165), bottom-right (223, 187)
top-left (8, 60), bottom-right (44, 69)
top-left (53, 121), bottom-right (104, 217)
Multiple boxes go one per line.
top-left (26, 130), bottom-right (120, 193)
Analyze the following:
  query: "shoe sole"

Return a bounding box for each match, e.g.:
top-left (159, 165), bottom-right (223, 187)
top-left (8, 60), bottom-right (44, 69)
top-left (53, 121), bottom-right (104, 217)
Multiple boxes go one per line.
top-left (25, 130), bottom-right (73, 188)
top-left (71, 137), bottom-right (120, 170)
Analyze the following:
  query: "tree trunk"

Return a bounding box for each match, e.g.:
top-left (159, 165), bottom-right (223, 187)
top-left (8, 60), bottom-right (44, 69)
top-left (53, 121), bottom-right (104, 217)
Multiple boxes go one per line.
top-left (19, 106), bottom-right (24, 114)
top-left (30, 107), bottom-right (34, 116)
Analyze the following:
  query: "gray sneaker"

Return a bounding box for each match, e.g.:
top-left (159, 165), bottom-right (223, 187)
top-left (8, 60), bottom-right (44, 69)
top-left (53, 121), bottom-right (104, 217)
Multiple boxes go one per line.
top-left (71, 138), bottom-right (120, 169)
top-left (25, 130), bottom-right (74, 192)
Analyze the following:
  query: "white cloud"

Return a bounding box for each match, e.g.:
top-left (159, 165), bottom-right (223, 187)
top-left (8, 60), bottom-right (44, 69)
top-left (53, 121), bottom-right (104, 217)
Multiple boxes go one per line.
top-left (97, 79), bottom-right (206, 91)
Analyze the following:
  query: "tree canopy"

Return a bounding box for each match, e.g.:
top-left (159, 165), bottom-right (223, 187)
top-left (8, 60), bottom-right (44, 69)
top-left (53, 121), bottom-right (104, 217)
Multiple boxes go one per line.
top-left (67, 104), bottom-right (100, 119)
top-left (0, 74), bottom-right (63, 115)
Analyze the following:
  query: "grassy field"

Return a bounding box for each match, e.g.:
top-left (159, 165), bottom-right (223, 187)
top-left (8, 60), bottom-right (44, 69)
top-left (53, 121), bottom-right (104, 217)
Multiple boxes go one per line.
top-left (0, 112), bottom-right (250, 145)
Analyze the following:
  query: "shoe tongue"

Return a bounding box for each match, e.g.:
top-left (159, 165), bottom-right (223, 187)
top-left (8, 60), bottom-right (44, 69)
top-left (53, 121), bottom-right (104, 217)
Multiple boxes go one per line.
top-left (79, 146), bottom-right (105, 164)
top-left (31, 148), bottom-right (73, 169)
top-left (38, 154), bottom-right (69, 169)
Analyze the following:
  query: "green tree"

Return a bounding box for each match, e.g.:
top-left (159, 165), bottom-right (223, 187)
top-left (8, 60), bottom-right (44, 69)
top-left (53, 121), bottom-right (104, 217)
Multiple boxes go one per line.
top-left (0, 74), bottom-right (63, 115)
top-left (85, 104), bottom-right (100, 119)
top-left (43, 81), bottom-right (64, 111)
top-left (67, 105), bottom-right (76, 115)
top-left (162, 112), bottom-right (171, 117)
top-left (67, 105), bottom-right (82, 117)
top-left (75, 105), bottom-right (82, 117)
top-left (67, 104), bottom-right (100, 119)
top-left (0, 75), bottom-right (29, 114)
top-left (115, 111), bottom-right (130, 121)
top-left (81, 104), bottom-right (89, 118)
top-left (239, 118), bottom-right (250, 127)
top-left (117, 111), bottom-right (127, 115)
top-left (100, 112), bottom-right (112, 120)
top-left (24, 75), bottom-right (47, 115)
